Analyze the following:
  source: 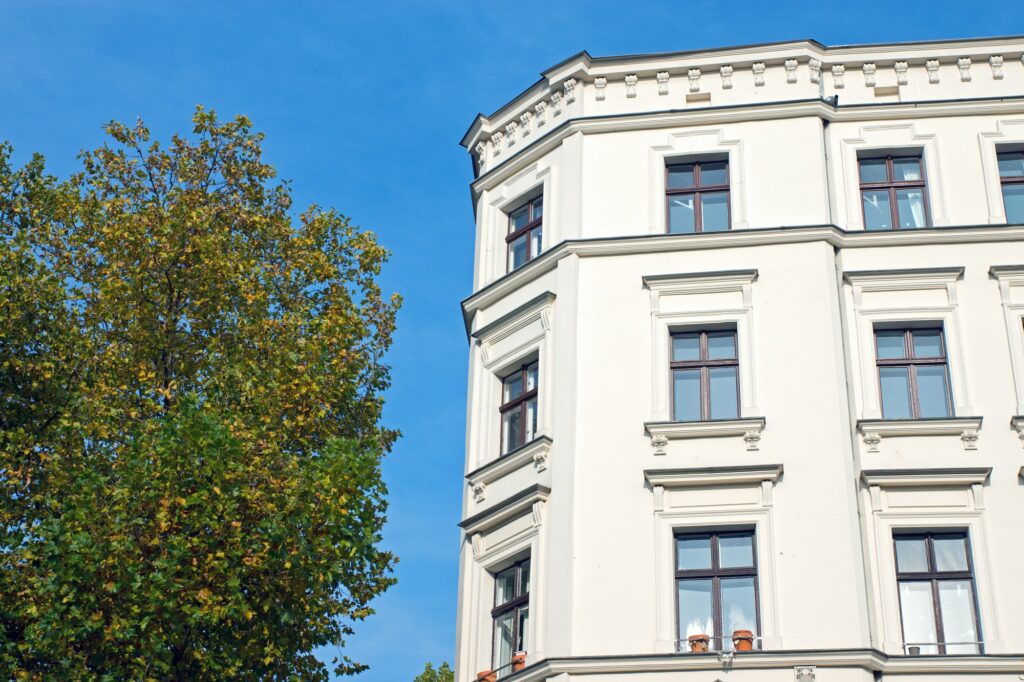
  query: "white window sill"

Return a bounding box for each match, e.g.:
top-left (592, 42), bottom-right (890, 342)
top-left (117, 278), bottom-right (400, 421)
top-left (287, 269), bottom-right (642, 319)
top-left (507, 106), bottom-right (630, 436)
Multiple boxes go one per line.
top-left (644, 417), bottom-right (766, 454)
top-left (857, 417), bottom-right (983, 452)
top-left (466, 436), bottom-right (551, 504)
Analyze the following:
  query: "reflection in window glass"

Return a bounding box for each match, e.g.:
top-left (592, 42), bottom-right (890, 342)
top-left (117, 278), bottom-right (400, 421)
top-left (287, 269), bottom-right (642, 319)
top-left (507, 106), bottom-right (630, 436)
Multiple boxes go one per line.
top-left (677, 535), bottom-right (712, 570)
top-left (863, 191), bottom-right (892, 230)
top-left (719, 534), bottom-right (754, 568)
top-left (701, 192), bottom-right (730, 232)
top-left (709, 367), bottom-right (739, 419)
top-left (666, 159), bottom-right (730, 233)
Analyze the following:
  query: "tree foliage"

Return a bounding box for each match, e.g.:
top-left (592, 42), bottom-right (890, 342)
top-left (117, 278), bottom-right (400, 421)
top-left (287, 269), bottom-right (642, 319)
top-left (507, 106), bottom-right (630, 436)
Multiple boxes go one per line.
top-left (413, 661), bottom-right (454, 682)
top-left (0, 108), bottom-right (400, 679)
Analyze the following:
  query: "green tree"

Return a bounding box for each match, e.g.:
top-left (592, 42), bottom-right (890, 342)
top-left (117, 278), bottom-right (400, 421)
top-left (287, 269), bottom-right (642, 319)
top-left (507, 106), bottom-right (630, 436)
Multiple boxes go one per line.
top-left (414, 661), bottom-right (454, 682)
top-left (0, 108), bottom-right (400, 679)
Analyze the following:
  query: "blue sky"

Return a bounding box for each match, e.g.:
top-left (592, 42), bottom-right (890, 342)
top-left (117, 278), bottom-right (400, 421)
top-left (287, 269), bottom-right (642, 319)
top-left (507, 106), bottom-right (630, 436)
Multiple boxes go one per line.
top-left (2, 1), bottom-right (1020, 679)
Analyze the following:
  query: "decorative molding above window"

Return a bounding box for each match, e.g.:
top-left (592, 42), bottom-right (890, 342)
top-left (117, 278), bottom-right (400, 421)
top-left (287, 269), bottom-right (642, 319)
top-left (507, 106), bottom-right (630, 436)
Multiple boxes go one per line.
top-left (459, 484), bottom-right (550, 537)
top-left (861, 467), bottom-right (991, 489)
top-left (1010, 415), bottom-right (1024, 448)
top-left (645, 463), bottom-right (782, 489)
top-left (644, 417), bottom-right (766, 454)
top-left (472, 292), bottom-right (555, 345)
top-left (857, 417), bottom-right (982, 452)
top-left (466, 437), bottom-right (551, 504)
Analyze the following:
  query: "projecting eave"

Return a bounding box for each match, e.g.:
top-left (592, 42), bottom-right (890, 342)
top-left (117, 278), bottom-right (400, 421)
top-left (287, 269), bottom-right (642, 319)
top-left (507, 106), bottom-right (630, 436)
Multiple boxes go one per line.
top-left (459, 34), bottom-right (1024, 172)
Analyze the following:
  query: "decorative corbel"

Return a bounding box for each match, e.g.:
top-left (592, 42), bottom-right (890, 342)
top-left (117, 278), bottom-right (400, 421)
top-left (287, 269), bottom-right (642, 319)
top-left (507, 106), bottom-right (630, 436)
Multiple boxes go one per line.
top-left (534, 100), bottom-right (548, 126)
top-left (808, 58), bottom-right (822, 84)
top-left (625, 74), bottom-right (638, 98)
top-left (687, 68), bottom-right (701, 93)
top-left (784, 59), bottom-right (798, 83)
top-left (926, 59), bottom-right (940, 83)
top-left (862, 431), bottom-right (881, 453)
top-left (752, 62), bottom-right (765, 86)
top-left (957, 57), bottom-right (972, 82)
top-left (720, 65), bottom-right (734, 89)
top-left (990, 55), bottom-right (1004, 80)
top-left (651, 433), bottom-right (668, 456)
top-left (594, 76), bottom-right (607, 101)
top-left (519, 111), bottom-right (533, 137)
top-left (863, 62), bottom-right (877, 87)
top-left (961, 429), bottom-right (979, 451)
top-left (657, 71), bottom-right (669, 95)
top-left (831, 64), bottom-right (845, 89)
top-left (895, 61), bottom-right (908, 85)
top-left (563, 77), bottom-right (577, 103)
top-left (744, 430), bottom-right (762, 452)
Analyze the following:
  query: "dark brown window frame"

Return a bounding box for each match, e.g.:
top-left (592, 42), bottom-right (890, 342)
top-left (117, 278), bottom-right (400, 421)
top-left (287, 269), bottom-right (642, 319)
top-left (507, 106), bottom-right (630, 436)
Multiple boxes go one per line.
top-left (675, 529), bottom-right (761, 652)
top-left (665, 159), bottom-right (731, 233)
top-left (893, 530), bottom-right (983, 655)
top-left (874, 327), bottom-right (953, 420)
top-left (506, 196), bottom-right (543, 272)
top-left (858, 153), bottom-right (932, 230)
top-left (491, 557), bottom-right (530, 670)
top-left (670, 329), bottom-right (740, 422)
top-left (499, 361), bottom-right (538, 455)
top-left (997, 149), bottom-right (1024, 223)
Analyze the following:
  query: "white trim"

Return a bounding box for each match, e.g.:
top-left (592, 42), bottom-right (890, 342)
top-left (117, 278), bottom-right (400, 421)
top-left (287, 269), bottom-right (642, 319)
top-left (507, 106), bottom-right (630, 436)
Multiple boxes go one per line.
top-left (648, 468), bottom-right (782, 653)
top-left (842, 267), bottom-right (974, 421)
top-left (861, 467), bottom-right (991, 488)
top-left (977, 119), bottom-right (1024, 224)
top-left (466, 437), bottom-right (552, 504)
top-left (991, 265), bottom-right (1024, 414)
top-left (644, 270), bottom-right (759, 422)
top-left (461, 225), bottom-right (1024, 325)
top-left (856, 417), bottom-right (983, 452)
top-left (644, 418), bottom-right (766, 454)
top-left (837, 122), bottom-right (948, 229)
top-left (861, 487), bottom-right (1004, 656)
top-left (648, 129), bottom-right (748, 232)
top-left (484, 161), bottom-right (553, 285)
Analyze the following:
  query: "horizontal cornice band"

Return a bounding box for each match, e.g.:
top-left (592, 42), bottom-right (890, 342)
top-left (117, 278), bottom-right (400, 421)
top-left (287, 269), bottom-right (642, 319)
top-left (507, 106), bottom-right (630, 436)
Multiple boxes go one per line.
top-left (461, 224), bottom-right (1024, 335)
top-left (471, 96), bottom-right (1024, 192)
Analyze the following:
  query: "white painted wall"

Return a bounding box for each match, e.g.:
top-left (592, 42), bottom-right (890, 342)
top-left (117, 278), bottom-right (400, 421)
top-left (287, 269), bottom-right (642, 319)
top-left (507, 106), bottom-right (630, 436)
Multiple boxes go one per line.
top-left (455, 37), bottom-right (1024, 682)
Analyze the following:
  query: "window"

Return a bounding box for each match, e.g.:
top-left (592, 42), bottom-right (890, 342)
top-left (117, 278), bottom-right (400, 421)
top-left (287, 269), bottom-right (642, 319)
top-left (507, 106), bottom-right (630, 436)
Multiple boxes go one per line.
top-left (671, 329), bottom-right (739, 421)
top-left (492, 558), bottom-right (530, 675)
top-left (676, 530), bottom-right (759, 651)
top-left (859, 154), bottom-right (930, 230)
top-left (998, 150), bottom-right (1024, 224)
top-left (894, 531), bottom-right (982, 654)
top-left (666, 159), bottom-right (730, 233)
top-left (500, 361), bottom-right (537, 454)
top-left (875, 328), bottom-right (952, 419)
top-left (507, 196), bottom-right (543, 271)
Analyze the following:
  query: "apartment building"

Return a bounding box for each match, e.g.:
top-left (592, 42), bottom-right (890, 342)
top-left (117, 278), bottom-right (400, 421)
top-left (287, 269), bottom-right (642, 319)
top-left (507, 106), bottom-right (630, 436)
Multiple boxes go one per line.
top-left (455, 36), bottom-right (1024, 682)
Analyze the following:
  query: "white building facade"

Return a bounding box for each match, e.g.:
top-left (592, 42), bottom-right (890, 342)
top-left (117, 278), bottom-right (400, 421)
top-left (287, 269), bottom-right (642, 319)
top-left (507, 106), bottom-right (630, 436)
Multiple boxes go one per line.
top-left (454, 37), bottom-right (1024, 682)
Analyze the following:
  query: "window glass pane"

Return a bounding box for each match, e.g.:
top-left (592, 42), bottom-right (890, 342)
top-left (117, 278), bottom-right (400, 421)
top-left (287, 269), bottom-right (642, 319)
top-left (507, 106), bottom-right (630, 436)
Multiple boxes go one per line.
top-left (720, 577), bottom-right (757, 650)
top-left (532, 197), bottom-right (543, 219)
top-left (494, 611), bottom-right (515, 670)
top-left (1003, 184), bottom-right (1024, 224)
top-left (530, 226), bottom-right (542, 259)
top-left (676, 535), bottom-right (712, 570)
top-left (876, 330), bottom-right (907, 359)
top-left (934, 536), bottom-right (969, 572)
top-left (898, 581), bottom-right (939, 654)
top-left (504, 372), bottom-right (523, 402)
top-left (700, 162), bottom-right (728, 186)
top-left (709, 366), bottom-right (739, 419)
top-left (879, 366), bottom-right (912, 419)
top-left (668, 195), bottom-right (696, 233)
top-left (517, 605), bottom-right (529, 653)
top-left (667, 164), bottom-right (695, 188)
top-left (678, 578), bottom-right (714, 640)
top-left (859, 158), bottom-right (888, 183)
top-left (895, 537), bottom-right (929, 573)
top-left (862, 190), bottom-right (892, 230)
top-left (997, 152), bottom-right (1024, 177)
top-left (700, 192), bottom-right (730, 232)
top-left (495, 567), bottom-right (516, 605)
top-left (502, 408), bottom-right (522, 453)
top-left (510, 206), bottom-right (529, 231)
top-left (707, 331), bottom-right (737, 360)
top-left (525, 397), bottom-right (537, 443)
top-left (938, 581), bottom-right (979, 654)
top-left (525, 363), bottom-right (538, 391)
top-left (518, 560), bottom-right (531, 596)
top-left (915, 365), bottom-right (951, 418)
top-left (719, 534), bottom-right (754, 568)
top-left (509, 234), bottom-right (528, 270)
top-left (893, 157), bottom-right (923, 181)
top-left (911, 330), bottom-right (943, 358)
top-left (673, 369), bottom-right (701, 421)
top-left (896, 188), bottom-right (927, 228)
top-left (672, 334), bottom-right (700, 361)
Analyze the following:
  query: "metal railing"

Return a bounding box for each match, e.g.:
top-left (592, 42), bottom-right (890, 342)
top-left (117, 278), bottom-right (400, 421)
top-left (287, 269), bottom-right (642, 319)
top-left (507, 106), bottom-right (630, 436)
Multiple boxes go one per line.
top-left (675, 635), bottom-right (766, 653)
top-left (902, 641), bottom-right (984, 655)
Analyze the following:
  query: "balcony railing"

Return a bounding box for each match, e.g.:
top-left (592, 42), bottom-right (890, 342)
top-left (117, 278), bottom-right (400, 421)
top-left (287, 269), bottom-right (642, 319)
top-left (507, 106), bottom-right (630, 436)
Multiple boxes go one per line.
top-left (902, 641), bottom-right (984, 655)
